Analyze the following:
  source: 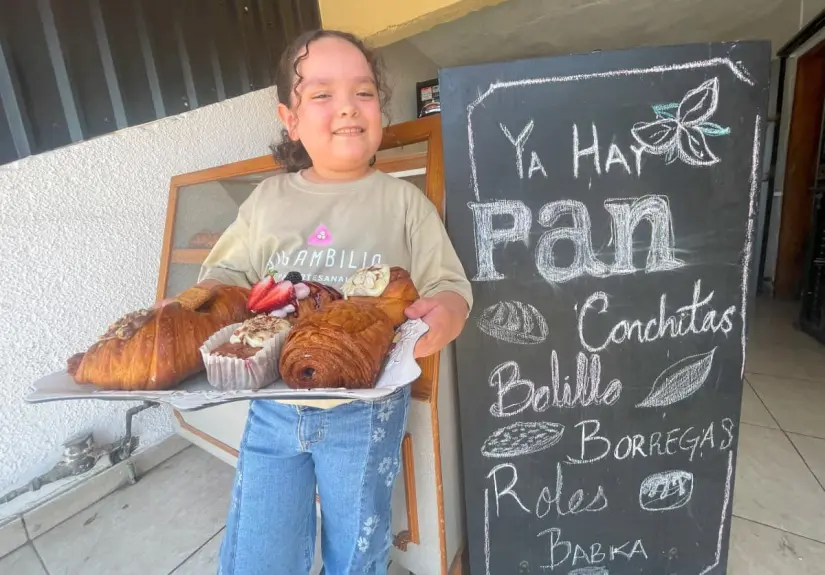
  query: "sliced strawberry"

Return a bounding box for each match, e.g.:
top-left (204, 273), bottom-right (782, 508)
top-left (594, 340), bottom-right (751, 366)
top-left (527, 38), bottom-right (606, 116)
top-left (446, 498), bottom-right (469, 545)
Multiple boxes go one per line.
top-left (251, 281), bottom-right (295, 314)
top-left (247, 275), bottom-right (274, 311)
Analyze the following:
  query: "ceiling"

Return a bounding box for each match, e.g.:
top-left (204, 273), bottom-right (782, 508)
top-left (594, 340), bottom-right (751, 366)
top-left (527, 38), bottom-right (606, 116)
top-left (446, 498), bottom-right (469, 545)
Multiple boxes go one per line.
top-left (406, 0), bottom-right (825, 68)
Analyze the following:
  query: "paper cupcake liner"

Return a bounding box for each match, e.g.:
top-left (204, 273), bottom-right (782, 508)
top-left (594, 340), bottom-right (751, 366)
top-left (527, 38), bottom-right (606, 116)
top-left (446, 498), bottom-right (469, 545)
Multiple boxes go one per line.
top-left (199, 323), bottom-right (289, 391)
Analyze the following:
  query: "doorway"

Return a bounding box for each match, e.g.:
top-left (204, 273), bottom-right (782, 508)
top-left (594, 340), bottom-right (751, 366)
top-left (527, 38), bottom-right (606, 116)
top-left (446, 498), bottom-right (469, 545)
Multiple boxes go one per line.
top-left (768, 21), bottom-right (825, 344)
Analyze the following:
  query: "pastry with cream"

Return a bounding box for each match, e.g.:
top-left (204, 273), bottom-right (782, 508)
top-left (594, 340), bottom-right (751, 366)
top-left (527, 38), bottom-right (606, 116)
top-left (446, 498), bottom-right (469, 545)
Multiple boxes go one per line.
top-left (343, 265), bottom-right (419, 327)
top-left (201, 315), bottom-right (292, 390)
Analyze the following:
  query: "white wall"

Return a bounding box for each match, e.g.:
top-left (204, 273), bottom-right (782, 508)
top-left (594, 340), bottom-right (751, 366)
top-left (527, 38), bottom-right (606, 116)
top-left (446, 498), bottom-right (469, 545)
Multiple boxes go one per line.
top-left (381, 39), bottom-right (439, 124)
top-left (0, 88), bottom-right (282, 498)
top-left (0, 39), bottom-right (437, 502)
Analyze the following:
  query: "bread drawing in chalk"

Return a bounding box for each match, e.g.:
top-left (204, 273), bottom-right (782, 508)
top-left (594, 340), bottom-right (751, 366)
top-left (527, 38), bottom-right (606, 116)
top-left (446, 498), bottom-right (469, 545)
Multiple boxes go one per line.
top-left (481, 421), bottom-right (564, 459)
top-left (568, 567), bottom-right (609, 575)
top-left (639, 470), bottom-right (694, 512)
top-left (477, 301), bottom-right (548, 344)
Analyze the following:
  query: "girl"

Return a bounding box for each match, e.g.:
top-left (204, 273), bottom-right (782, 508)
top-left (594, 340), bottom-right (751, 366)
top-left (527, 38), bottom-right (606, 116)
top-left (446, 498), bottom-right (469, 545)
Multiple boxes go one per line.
top-left (192, 30), bottom-right (472, 574)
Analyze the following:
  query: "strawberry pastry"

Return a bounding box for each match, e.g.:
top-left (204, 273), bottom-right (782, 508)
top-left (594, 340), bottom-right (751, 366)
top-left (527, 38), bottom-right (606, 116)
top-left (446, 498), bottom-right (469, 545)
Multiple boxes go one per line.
top-left (247, 270), bottom-right (342, 320)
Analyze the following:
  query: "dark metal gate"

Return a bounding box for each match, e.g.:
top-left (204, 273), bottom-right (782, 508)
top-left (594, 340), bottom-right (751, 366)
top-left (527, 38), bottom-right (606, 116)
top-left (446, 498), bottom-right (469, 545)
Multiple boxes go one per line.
top-left (798, 91), bottom-right (825, 342)
top-left (799, 177), bottom-right (825, 342)
top-left (0, 0), bottom-right (320, 167)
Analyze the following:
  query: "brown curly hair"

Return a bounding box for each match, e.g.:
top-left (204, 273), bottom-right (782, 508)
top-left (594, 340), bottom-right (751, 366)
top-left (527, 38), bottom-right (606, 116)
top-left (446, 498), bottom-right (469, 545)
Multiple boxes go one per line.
top-left (271, 29), bottom-right (391, 172)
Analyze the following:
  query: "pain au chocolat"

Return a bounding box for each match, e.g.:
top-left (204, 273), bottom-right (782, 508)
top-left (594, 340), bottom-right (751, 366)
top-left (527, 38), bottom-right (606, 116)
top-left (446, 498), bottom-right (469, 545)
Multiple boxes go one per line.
top-left (278, 265), bottom-right (419, 390)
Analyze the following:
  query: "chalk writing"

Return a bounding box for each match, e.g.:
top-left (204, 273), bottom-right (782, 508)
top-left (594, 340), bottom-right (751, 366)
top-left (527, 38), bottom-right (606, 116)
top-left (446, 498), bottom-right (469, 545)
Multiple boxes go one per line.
top-left (638, 470), bottom-right (694, 511)
top-left (501, 120), bottom-right (542, 179)
top-left (636, 348), bottom-right (717, 408)
top-left (469, 195), bottom-right (683, 283)
top-left (530, 151), bottom-right (548, 178)
top-left (577, 280), bottom-right (737, 353)
top-left (469, 200), bottom-right (532, 282)
top-left (573, 123), bottom-right (643, 178)
top-left (566, 418), bottom-right (735, 464)
top-left (536, 199), bottom-right (611, 283)
top-left (489, 355), bottom-right (621, 417)
top-left (466, 57), bottom-right (753, 202)
top-left (536, 528), bottom-right (648, 572)
top-left (603, 196), bottom-right (683, 275)
top-left (488, 462), bottom-right (608, 520)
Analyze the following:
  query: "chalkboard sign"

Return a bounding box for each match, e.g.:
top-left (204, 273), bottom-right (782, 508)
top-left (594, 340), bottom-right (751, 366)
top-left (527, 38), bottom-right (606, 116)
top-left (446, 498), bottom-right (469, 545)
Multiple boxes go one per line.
top-left (439, 42), bottom-right (770, 574)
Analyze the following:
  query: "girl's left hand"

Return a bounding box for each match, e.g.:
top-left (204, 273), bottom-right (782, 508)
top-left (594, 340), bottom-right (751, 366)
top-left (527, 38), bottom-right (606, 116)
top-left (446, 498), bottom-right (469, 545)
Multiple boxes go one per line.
top-left (405, 291), bottom-right (469, 358)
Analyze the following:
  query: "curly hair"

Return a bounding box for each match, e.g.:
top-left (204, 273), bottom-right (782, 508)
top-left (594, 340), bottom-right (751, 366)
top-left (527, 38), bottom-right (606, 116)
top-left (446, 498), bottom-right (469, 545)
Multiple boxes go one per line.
top-left (271, 29), bottom-right (391, 172)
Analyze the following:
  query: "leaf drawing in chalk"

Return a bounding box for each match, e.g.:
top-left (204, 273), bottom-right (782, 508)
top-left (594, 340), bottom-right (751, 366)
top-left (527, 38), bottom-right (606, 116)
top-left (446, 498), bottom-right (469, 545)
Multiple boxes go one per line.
top-left (631, 78), bottom-right (730, 168)
top-left (636, 347), bottom-right (717, 408)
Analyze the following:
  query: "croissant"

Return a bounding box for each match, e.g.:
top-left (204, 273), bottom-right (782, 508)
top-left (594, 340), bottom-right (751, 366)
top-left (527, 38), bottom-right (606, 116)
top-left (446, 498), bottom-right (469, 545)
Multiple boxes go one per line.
top-left (279, 299), bottom-right (395, 390)
top-left (346, 267), bottom-right (419, 327)
top-left (67, 285), bottom-right (251, 391)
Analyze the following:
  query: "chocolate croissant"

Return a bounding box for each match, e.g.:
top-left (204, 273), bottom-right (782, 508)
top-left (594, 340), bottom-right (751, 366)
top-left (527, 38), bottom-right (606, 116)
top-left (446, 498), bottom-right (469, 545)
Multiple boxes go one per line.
top-left (67, 285), bottom-right (250, 391)
top-left (279, 299), bottom-right (395, 390)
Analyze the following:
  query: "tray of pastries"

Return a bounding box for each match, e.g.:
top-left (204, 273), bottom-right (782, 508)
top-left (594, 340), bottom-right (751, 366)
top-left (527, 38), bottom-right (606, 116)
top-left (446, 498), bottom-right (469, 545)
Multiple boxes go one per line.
top-left (26, 265), bottom-right (429, 411)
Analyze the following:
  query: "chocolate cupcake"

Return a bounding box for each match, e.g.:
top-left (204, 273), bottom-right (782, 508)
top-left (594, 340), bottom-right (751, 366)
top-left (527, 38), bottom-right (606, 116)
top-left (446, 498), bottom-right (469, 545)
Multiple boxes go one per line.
top-left (200, 315), bottom-right (292, 390)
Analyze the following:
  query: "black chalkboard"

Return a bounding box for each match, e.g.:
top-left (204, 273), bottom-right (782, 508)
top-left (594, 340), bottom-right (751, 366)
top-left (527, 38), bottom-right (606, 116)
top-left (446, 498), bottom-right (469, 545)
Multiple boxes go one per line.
top-left (439, 42), bottom-right (771, 575)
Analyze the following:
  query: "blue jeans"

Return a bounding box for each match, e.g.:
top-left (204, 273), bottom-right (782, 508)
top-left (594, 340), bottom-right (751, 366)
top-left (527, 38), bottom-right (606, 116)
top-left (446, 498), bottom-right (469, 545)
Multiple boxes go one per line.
top-left (218, 384), bottom-right (412, 575)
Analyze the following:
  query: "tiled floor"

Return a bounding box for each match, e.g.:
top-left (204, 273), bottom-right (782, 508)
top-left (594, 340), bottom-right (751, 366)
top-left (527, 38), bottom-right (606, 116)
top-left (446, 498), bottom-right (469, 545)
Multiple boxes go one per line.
top-left (1, 297), bottom-right (824, 574)
top-left (729, 298), bottom-right (825, 574)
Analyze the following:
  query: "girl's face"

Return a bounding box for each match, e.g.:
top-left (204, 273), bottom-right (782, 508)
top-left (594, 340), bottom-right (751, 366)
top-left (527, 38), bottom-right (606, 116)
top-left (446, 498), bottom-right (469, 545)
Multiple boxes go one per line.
top-left (278, 37), bottom-right (383, 178)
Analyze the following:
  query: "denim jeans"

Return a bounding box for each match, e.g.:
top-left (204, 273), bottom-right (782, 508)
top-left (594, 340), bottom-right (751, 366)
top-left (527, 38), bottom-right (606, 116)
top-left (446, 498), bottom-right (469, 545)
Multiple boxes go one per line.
top-left (217, 384), bottom-right (412, 575)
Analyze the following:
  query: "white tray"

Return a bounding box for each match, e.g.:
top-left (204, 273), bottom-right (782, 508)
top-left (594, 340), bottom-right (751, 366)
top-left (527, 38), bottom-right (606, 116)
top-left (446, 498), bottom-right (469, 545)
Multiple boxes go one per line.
top-left (25, 319), bottom-right (429, 411)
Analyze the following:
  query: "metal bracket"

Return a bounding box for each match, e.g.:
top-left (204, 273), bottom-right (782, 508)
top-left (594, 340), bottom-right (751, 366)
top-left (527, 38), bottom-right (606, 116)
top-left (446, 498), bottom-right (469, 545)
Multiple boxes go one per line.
top-left (0, 401), bottom-right (160, 505)
top-left (107, 401), bottom-right (159, 465)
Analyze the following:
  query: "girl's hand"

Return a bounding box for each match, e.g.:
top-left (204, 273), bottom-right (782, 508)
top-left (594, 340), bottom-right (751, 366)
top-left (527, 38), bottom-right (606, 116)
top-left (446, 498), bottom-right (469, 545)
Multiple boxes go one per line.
top-left (405, 291), bottom-right (469, 358)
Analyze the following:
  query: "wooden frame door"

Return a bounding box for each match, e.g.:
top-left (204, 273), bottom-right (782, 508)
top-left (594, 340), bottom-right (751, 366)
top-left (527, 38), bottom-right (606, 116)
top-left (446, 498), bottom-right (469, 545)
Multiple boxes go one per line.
top-left (775, 43), bottom-right (825, 299)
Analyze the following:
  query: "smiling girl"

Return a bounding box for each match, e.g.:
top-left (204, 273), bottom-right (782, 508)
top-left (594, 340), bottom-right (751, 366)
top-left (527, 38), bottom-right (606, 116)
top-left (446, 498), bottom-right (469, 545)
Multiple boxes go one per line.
top-left (193, 30), bottom-right (472, 575)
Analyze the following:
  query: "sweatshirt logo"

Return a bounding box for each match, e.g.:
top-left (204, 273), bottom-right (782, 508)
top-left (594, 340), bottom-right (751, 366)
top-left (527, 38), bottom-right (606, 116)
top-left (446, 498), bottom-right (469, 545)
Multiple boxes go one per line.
top-left (308, 224), bottom-right (333, 246)
top-left (266, 222), bottom-right (383, 285)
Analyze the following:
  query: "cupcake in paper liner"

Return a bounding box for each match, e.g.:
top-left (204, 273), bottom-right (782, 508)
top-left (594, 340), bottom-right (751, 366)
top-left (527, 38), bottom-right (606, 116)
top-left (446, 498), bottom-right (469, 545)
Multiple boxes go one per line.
top-left (200, 315), bottom-right (292, 391)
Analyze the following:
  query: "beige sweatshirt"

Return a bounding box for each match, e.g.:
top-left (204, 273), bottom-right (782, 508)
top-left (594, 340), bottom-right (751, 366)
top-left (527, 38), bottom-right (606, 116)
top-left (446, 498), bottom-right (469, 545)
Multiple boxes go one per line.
top-left (198, 169), bottom-right (472, 407)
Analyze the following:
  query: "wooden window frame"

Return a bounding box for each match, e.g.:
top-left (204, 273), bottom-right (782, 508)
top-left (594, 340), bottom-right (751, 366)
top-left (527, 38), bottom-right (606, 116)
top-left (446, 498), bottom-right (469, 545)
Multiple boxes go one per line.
top-left (156, 114), bottom-right (445, 403)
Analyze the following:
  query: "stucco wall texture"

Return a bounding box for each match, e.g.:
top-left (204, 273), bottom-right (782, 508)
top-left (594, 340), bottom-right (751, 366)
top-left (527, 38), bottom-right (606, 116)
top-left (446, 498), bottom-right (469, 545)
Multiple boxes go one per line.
top-left (0, 40), bottom-right (438, 498)
top-left (0, 87), bottom-right (282, 495)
